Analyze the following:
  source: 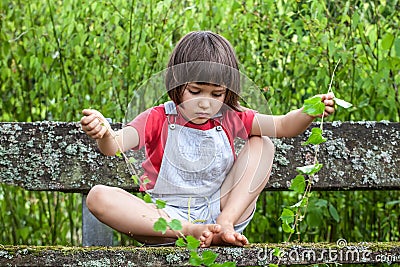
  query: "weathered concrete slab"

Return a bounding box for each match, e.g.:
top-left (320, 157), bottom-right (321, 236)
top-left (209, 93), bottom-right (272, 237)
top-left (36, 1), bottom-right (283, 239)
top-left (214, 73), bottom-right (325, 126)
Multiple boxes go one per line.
top-left (1, 242), bottom-right (399, 266)
top-left (0, 121), bottom-right (399, 192)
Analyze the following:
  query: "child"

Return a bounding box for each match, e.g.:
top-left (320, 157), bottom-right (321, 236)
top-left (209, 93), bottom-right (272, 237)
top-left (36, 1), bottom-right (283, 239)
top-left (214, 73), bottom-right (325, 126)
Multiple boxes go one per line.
top-left (80, 31), bottom-right (335, 247)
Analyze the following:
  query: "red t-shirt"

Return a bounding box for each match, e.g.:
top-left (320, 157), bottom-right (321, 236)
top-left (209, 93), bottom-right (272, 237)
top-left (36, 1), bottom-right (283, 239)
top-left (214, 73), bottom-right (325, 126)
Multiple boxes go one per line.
top-left (127, 103), bottom-right (256, 191)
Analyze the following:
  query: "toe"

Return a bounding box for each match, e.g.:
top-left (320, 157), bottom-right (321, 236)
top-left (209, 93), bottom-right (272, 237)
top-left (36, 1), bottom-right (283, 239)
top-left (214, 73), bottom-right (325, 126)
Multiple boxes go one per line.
top-left (202, 231), bottom-right (210, 238)
top-left (211, 224), bottom-right (221, 233)
top-left (223, 232), bottom-right (236, 244)
top-left (239, 234), bottom-right (249, 245)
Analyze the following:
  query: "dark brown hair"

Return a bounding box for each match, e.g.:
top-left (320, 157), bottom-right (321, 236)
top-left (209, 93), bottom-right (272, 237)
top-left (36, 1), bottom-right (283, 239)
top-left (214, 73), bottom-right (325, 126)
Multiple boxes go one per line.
top-left (165, 31), bottom-right (241, 111)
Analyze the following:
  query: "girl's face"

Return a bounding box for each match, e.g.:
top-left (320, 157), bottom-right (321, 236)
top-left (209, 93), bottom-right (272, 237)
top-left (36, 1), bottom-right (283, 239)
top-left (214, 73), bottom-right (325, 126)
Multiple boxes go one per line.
top-left (178, 83), bottom-right (226, 124)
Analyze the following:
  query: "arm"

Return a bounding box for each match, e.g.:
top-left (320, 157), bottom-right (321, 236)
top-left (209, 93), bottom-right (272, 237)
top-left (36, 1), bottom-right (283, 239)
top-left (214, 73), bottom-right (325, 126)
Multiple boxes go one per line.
top-left (80, 109), bottom-right (139, 156)
top-left (251, 93), bottom-right (335, 138)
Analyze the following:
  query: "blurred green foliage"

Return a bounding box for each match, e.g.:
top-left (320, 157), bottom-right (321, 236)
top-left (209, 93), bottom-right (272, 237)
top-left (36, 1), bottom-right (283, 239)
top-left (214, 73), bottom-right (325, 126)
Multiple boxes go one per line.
top-left (0, 0), bottom-right (399, 246)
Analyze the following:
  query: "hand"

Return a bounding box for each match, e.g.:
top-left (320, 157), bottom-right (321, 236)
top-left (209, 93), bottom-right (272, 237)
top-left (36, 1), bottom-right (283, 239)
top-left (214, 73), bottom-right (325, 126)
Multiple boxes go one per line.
top-left (318, 92), bottom-right (335, 118)
top-left (80, 109), bottom-right (111, 139)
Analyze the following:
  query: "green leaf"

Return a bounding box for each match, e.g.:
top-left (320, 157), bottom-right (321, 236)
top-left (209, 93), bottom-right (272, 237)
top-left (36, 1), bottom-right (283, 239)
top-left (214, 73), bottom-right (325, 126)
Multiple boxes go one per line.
top-left (395, 38), bottom-right (400, 57)
top-left (231, 0), bottom-right (242, 11)
top-left (273, 247), bottom-right (282, 257)
top-left (282, 222), bottom-right (295, 233)
top-left (302, 127), bottom-right (327, 146)
top-left (156, 199), bottom-right (166, 209)
top-left (291, 198), bottom-right (307, 208)
top-left (189, 251), bottom-right (203, 266)
top-left (329, 203), bottom-right (340, 223)
top-left (306, 210), bottom-right (324, 228)
top-left (115, 150), bottom-right (122, 158)
top-left (289, 175), bottom-right (306, 194)
top-left (142, 178), bottom-right (151, 185)
top-left (381, 33), bottom-right (394, 50)
top-left (153, 218), bottom-right (168, 234)
top-left (386, 200), bottom-right (400, 206)
top-left (202, 250), bottom-right (218, 266)
top-left (334, 97), bottom-right (353, 108)
top-left (143, 193), bottom-right (152, 203)
top-left (128, 157), bottom-right (137, 164)
top-left (168, 219), bottom-right (182, 231)
top-left (175, 237), bottom-right (186, 247)
top-left (296, 163), bottom-right (323, 175)
top-left (314, 198), bottom-right (328, 208)
top-left (280, 208), bottom-right (295, 224)
top-left (186, 235), bottom-right (201, 250)
top-left (131, 175), bottom-right (138, 184)
top-left (302, 96), bottom-right (325, 116)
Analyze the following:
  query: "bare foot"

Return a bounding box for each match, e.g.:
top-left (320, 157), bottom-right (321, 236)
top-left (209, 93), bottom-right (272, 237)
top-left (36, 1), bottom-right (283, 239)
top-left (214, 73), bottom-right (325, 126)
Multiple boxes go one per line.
top-left (182, 223), bottom-right (221, 248)
top-left (211, 224), bottom-right (249, 246)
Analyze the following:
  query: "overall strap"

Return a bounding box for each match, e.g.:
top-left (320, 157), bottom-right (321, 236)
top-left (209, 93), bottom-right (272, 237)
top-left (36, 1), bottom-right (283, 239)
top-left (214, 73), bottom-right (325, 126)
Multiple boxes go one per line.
top-left (164, 101), bottom-right (178, 115)
top-left (164, 101), bottom-right (177, 129)
top-left (164, 101), bottom-right (223, 118)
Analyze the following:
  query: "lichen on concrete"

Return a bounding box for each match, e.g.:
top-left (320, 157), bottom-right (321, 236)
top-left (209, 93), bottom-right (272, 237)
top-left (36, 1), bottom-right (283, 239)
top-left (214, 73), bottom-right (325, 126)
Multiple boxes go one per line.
top-left (79, 258), bottom-right (111, 267)
top-left (1, 122), bottom-right (399, 192)
top-left (1, 242), bottom-right (400, 266)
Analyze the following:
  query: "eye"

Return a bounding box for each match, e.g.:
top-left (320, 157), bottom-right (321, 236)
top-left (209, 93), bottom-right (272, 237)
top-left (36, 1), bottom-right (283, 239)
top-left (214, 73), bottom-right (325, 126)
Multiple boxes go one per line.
top-left (212, 91), bottom-right (225, 97)
top-left (188, 89), bottom-right (200, 95)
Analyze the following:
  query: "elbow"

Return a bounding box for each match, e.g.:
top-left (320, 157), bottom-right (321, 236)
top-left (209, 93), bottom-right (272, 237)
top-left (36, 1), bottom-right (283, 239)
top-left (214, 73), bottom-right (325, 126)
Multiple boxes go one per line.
top-left (274, 129), bottom-right (302, 138)
top-left (103, 151), bottom-right (118, 157)
top-left (98, 147), bottom-right (118, 157)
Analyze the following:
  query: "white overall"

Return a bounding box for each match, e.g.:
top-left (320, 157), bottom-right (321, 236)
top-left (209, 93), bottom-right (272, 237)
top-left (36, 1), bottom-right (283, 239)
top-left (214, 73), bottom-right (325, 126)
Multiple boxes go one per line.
top-left (148, 101), bottom-right (234, 223)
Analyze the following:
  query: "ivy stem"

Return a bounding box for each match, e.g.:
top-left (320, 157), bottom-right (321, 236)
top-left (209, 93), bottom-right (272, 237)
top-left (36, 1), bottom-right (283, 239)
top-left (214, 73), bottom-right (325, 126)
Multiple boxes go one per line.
top-left (97, 117), bottom-right (140, 184)
top-left (286, 59), bottom-right (341, 245)
top-left (328, 59), bottom-right (341, 94)
top-left (96, 118), bottom-right (189, 242)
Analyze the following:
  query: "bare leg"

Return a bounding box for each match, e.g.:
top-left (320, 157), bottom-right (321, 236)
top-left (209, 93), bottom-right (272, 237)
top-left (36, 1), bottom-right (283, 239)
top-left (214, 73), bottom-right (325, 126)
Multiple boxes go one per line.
top-left (86, 185), bottom-right (219, 246)
top-left (212, 136), bottom-right (275, 246)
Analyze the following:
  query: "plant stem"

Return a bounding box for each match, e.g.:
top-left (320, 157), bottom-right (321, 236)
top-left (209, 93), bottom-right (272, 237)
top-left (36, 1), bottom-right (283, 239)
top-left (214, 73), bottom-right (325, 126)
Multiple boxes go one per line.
top-left (46, 0), bottom-right (71, 97)
top-left (98, 118), bottom-right (140, 182)
top-left (287, 58), bottom-right (341, 245)
top-left (327, 59), bottom-right (341, 94)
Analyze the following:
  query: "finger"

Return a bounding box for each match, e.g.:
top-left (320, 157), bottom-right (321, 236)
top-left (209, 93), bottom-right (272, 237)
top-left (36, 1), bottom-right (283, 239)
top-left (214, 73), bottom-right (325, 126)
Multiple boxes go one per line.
top-left (325, 106), bottom-right (335, 115)
top-left (320, 93), bottom-right (335, 102)
top-left (91, 130), bottom-right (105, 140)
top-left (82, 109), bottom-right (94, 116)
top-left (323, 99), bottom-right (335, 107)
top-left (83, 116), bottom-right (100, 131)
top-left (82, 109), bottom-right (106, 123)
top-left (80, 113), bottom-right (98, 126)
top-left (86, 124), bottom-right (104, 139)
top-left (321, 109), bottom-right (335, 118)
top-left (97, 125), bottom-right (109, 138)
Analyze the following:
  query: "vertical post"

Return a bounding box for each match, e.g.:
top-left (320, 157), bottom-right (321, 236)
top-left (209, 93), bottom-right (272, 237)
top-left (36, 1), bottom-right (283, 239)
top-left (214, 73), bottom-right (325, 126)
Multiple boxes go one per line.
top-left (82, 194), bottom-right (113, 246)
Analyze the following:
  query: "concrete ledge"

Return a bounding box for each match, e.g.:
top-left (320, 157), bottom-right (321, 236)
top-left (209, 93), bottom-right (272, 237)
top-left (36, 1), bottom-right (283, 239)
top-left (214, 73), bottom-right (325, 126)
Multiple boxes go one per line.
top-left (1, 121), bottom-right (399, 192)
top-left (1, 242), bottom-right (399, 266)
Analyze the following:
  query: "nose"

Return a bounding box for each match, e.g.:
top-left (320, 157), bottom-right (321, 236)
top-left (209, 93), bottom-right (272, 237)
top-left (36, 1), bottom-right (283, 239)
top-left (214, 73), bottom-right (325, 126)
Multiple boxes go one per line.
top-left (197, 98), bottom-right (210, 110)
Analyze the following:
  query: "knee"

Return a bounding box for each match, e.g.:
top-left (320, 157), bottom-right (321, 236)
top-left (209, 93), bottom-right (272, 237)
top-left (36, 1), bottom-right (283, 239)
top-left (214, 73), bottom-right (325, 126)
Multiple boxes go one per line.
top-left (86, 185), bottom-right (109, 215)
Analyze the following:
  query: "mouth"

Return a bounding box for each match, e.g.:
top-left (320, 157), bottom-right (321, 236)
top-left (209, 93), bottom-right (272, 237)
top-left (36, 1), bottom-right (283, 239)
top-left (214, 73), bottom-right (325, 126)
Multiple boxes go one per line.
top-left (195, 113), bottom-right (210, 118)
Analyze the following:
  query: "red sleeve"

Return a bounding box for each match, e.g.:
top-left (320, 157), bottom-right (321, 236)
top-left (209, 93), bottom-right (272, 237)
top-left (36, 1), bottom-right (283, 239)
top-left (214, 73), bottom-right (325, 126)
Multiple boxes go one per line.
top-left (127, 106), bottom-right (166, 150)
top-left (126, 105), bottom-right (167, 191)
top-left (224, 109), bottom-right (256, 140)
